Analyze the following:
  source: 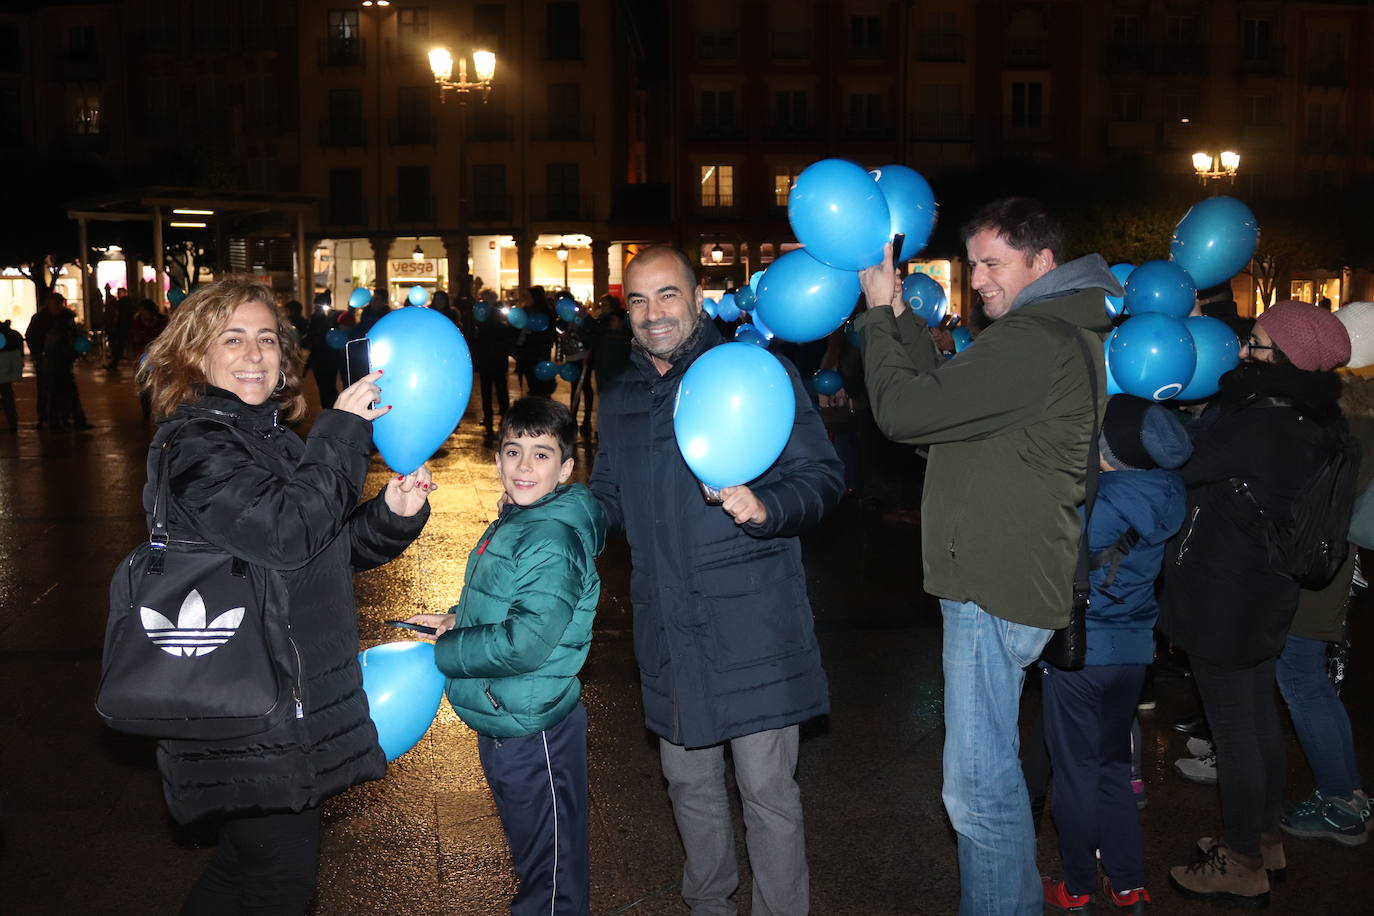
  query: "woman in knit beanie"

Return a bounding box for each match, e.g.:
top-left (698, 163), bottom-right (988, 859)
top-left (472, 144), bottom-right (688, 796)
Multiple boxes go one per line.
top-left (1159, 300), bottom-right (1351, 905)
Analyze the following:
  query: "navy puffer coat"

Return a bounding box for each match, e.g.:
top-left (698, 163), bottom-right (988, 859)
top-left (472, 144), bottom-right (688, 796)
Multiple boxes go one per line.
top-left (148, 389), bottom-right (428, 823)
top-left (590, 323), bottom-right (844, 748)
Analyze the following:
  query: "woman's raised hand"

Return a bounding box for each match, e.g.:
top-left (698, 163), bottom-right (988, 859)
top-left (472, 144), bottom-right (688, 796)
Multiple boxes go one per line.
top-left (335, 370), bottom-right (392, 422)
top-left (385, 465), bottom-right (435, 517)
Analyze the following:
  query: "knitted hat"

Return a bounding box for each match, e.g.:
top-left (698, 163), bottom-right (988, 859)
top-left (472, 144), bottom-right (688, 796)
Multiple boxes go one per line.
top-left (1335, 302), bottom-right (1374, 369)
top-left (1255, 300), bottom-right (1351, 372)
top-left (1099, 395), bottom-right (1193, 471)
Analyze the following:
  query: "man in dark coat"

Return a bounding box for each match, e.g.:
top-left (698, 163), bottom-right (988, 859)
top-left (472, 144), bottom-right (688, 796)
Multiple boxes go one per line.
top-left (590, 246), bottom-right (843, 915)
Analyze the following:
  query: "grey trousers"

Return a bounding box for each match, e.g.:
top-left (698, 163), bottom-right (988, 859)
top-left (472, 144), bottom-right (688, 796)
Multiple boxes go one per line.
top-left (658, 725), bottom-right (808, 916)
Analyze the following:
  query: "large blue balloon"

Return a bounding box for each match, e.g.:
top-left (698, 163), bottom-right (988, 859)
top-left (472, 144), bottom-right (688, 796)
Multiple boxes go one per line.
top-left (703, 297), bottom-right (718, 319)
top-left (1109, 313), bottom-right (1196, 401)
top-left (368, 306), bottom-right (474, 473)
top-left (1124, 260), bottom-right (1196, 319)
top-left (871, 164), bottom-right (937, 262)
top-left (716, 293), bottom-right (740, 323)
top-left (1104, 328), bottom-right (1125, 396)
top-left (558, 362), bottom-right (581, 382)
top-left (555, 298), bottom-right (578, 322)
top-left (735, 323), bottom-right (767, 347)
top-left (901, 273), bottom-right (948, 326)
top-left (506, 306), bottom-right (528, 329)
top-left (527, 311), bottom-right (550, 332)
top-left (348, 287), bottom-right (373, 309)
top-left (407, 285), bottom-right (430, 307)
top-left (358, 641), bottom-right (446, 762)
top-left (1171, 196), bottom-right (1259, 290)
top-left (1177, 316), bottom-right (1241, 401)
top-left (673, 342), bottom-right (797, 488)
top-left (534, 360), bottom-right (559, 381)
top-left (1105, 263), bottom-right (1135, 319)
top-left (753, 248), bottom-right (861, 343)
top-left (735, 285), bottom-right (756, 312)
top-left (325, 328), bottom-right (348, 350)
top-left (812, 369), bottom-right (843, 396)
top-left (788, 159), bottom-right (891, 270)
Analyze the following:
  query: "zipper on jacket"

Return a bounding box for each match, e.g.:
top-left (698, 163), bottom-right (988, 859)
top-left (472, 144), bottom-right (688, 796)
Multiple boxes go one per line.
top-left (1175, 506), bottom-right (1202, 566)
top-left (289, 633), bottom-right (304, 719)
top-left (671, 690), bottom-right (681, 745)
top-left (484, 684), bottom-right (502, 711)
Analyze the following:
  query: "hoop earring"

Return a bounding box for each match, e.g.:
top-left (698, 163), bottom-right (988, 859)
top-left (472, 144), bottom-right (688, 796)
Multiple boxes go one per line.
top-left (274, 370), bottom-right (286, 393)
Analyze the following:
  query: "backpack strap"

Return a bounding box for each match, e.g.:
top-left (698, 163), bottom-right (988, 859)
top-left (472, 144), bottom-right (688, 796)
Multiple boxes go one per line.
top-left (148, 417), bottom-right (255, 570)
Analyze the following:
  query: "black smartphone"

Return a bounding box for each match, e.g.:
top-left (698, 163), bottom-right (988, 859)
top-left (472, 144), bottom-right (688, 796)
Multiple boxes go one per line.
top-left (388, 620), bottom-right (438, 635)
top-left (344, 337), bottom-right (378, 407)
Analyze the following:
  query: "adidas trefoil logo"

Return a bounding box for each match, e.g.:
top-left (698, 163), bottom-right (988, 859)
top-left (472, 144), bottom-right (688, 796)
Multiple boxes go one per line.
top-left (141, 589), bottom-right (245, 657)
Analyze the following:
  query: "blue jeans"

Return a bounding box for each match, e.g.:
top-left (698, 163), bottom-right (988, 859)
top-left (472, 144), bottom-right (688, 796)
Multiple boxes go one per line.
top-left (941, 599), bottom-right (1053, 916)
top-left (1277, 634), bottom-right (1362, 799)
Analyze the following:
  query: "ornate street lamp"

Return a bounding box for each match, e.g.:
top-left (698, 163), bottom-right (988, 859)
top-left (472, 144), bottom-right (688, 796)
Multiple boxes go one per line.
top-left (1192, 150), bottom-right (1240, 185)
top-left (710, 243), bottom-right (724, 264)
top-left (428, 47), bottom-right (496, 102)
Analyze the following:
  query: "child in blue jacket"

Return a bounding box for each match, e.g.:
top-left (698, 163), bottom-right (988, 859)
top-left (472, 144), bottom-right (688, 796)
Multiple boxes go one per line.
top-left (1042, 395), bottom-right (1191, 915)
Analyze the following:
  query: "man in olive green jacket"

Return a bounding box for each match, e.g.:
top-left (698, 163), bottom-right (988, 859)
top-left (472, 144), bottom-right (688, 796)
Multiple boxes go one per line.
top-left (856, 197), bottom-right (1120, 916)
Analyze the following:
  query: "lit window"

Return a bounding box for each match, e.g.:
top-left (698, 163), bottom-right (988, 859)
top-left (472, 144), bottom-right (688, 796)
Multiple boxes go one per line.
top-left (700, 165), bottom-right (733, 208)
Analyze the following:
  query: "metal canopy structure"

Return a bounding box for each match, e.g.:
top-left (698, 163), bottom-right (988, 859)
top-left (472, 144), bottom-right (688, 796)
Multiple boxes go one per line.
top-left (66, 186), bottom-right (319, 314)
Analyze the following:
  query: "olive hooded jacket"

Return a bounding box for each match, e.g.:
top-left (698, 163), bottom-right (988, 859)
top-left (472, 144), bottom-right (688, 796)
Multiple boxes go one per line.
top-left (855, 255), bottom-right (1119, 630)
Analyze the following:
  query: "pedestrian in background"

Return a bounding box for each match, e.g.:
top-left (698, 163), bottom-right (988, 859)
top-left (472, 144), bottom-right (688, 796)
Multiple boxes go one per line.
top-left (0, 319), bottom-right (23, 430)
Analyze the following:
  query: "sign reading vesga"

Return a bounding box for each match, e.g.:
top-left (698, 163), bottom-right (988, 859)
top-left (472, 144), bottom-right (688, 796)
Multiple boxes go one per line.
top-left (390, 259), bottom-right (438, 277)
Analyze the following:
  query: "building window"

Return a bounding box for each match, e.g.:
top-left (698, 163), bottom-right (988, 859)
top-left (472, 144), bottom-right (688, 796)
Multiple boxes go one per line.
top-left (71, 91), bottom-right (101, 134)
top-left (773, 165), bottom-right (803, 207)
top-left (699, 90), bottom-right (736, 130)
top-left (396, 165), bottom-right (432, 223)
top-left (472, 164), bottom-right (508, 220)
top-left (849, 14), bottom-right (880, 54)
top-left (546, 163), bottom-right (581, 219)
top-left (546, 2), bottom-right (581, 60)
top-left (1165, 15), bottom-right (1196, 45)
top-left (245, 74), bottom-right (279, 133)
top-left (329, 167), bottom-right (364, 224)
top-left (397, 8), bottom-right (429, 41)
top-left (474, 3), bottom-right (505, 51)
top-left (1242, 18), bottom-right (1271, 61)
top-left (191, 0), bottom-right (229, 51)
top-left (1162, 91), bottom-right (1197, 123)
top-left (700, 165), bottom-right (733, 208)
top-left (547, 83), bottom-right (582, 139)
top-left (395, 86), bottom-right (431, 143)
top-left (1241, 93), bottom-right (1277, 126)
top-left (1305, 169), bottom-right (1337, 195)
top-left (0, 86), bottom-right (20, 144)
top-left (1306, 101), bottom-right (1342, 148)
top-left (773, 90), bottom-right (808, 130)
top-left (241, 0), bottom-right (279, 51)
top-left (847, 93), bottom-right (883, 132)
top-left (328, 9), bottom-right (360, 40)
top-left (1111, 14), bottom-right (1141, 46)
top-left (1010, 81), bottom-right (1043, 129)
top-left (1108, 90), bottom-right (1143, 123)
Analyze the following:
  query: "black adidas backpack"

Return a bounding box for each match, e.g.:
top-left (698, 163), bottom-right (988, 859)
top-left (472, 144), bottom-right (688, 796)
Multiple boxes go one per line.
top-left (1231, 397), bottom-right (1361, 590)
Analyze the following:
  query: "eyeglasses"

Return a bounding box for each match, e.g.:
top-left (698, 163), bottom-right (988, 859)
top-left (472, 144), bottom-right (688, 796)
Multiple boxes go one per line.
top-left (1244, 337), bottom-right (1275, 353)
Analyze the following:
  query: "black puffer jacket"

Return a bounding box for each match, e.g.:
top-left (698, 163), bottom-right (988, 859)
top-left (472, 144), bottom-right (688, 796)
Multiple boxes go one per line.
top-left (590, 323), bottom-right (844, 749)
top-left (1159, 363), bottom-right (1345, 667)
top-left (147, 389), bottom-right (428, 823)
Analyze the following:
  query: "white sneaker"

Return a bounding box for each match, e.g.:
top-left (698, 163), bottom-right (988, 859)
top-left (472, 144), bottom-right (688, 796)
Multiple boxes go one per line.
top-left (1175, 751), bottom-right (1218, 785)
top-left (1186, 736), bottom-right (1215, 758)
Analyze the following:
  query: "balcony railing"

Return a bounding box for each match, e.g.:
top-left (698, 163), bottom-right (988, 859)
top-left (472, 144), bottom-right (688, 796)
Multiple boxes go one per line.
top-left (770, 30), bottom-right (811, 60)
top-left (1006, 45), bottom-right (1049, 67)
top-left (318, 118), bottom-right (368, 148)
top-left (531, 112), bottom-right (596, 142)
top-left (841, 123), bottom-right (896, 142)
top-left (1158, 42), bottom-right (1207, 74)
top-left (529, 192), bottom-right (594, 222)
top-left (318, 36), bottom-right (366, 68)
top-left (918, 33), bottom-right (964, 62)
top-left (470, 194), bottom-right (513, 222)
top-left (470, 112), bottom-right (514, 142)
top-left (50, 51), bottom-right (106, 83)
top-left (697, 31), bottom-right (738, 61)
top-left (325, 198), bottom-right (368, 227)
top-left (1239, 122), bottom-right (1284, 151)
top-left (686, 123), bottom-right (746, 142)
top-left (137, 26), bottom-right (179, 54)
top-left (242, 27), bottom-right (288, 53)
top-left (55, 128), bottom-right (108, 152)
top-left (696, 191), bottom-right (736, 210)
top-left (388, 117), bottom-right (436, 145)
top-left (764, 123), bottom-right (819, 141)
top-left (910, 111), bottom-right (973, 141)
top-left (1307, 64), bottom-right (1347, 87)
top-left (1239, 48), bottom-right (1284, 76)
top-left (191, 27), bottom-right (230, 52)
top-left (1003, 116), bottom-right (1050, 142)
top-left (389, 195), bottom-right (436, 225)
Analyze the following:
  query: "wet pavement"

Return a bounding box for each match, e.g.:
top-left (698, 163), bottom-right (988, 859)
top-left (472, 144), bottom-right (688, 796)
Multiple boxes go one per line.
top-left (2, 361), bottom-right (1372, 915)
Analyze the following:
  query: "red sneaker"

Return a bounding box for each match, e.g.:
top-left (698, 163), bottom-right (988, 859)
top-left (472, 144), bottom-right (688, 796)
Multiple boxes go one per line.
top-left (1043, 876), bottom-right (1094, 913)
top-left (1103, 876), bottom-right (1152, 914)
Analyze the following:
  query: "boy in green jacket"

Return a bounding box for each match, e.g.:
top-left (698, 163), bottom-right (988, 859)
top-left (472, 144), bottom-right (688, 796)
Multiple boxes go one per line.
top-left (407, 396), bottom-right (605, 915)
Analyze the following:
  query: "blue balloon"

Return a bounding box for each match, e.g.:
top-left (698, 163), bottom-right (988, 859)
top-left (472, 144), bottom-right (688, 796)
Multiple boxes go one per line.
top-left (358, 641), bottom-right (446, 762)
top-left (72, 336), bottom-right (92, 354)
top-left (407, 285), bottom-right (430, 307)
top-left (813, 369), bottom-right (843, 395)
top-left (167, 287), bottom-right (186, 305)
top-left (0, 333), bottom-right (6, 350)
top-left (735, 324), bottom-right (767, 347)
top-left (673, 342), bottom-right (797, 488)
top-left (716, 293), bottom-right (740, 323)
top-left (788, 159), bottom-right (891, 270)
top-left (506, 306), bottom-right (528, 329)
top-left (1177, 316), bottom-right (1241, 401)
top-left (368, 306), bottom-right (474, 473)
top-left (534, 360), bottom-right (559, 381)
top-left (750, 270), bottom-right (765, 291)
top-left (527, 311), bottom-right (550, 332)
top-left (1109, 313), bottom-right (1197, 401)
top-left (703, 297), bottom-right (718, 319)
top-left (1104, 328), bottom-right (1125, 396)
top-left (754, 248), bottom-right (861, 343)
top-left (1171, 196), bottom-right (1259, 290)
top-left (473, 302), bottom-right (490, 322)
top-left (901, 273), bottom-right (948, 326)
top-left (1105, 263), bottom-right (1135, 319)
top-left (844, 319), bottom-right (860, 349)
top-left (325, 328), bottom-right (348, 350)
top-left (1124, 260), bottom-right (1196, 319)
top-left (871, 164), bottom-right (937, 262)
top-left (735, 285), bottom-right (756, 312)
top-left (558, 362), bottom-right (581, 382)
top-left (951, 326), bottom-right (973, 353)
top-left (752, 309), bottom-right (776, 341)
top-left (556, 298), bottom-right (578, 322)
top-left (348, 287), bottom-right (373, 309)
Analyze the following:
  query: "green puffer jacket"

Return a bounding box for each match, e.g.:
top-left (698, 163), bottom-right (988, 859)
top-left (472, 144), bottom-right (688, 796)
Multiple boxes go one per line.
top-left (434, 483), bottom-right (605, 738)
top-left (856, 256), bottom-right (1117, 629)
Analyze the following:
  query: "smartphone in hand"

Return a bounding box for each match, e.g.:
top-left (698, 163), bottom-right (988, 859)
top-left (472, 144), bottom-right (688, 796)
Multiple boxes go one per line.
top-left (388, 620), bottom-right (438, 636)
top-left (344, 338), bottom-right (378, 408)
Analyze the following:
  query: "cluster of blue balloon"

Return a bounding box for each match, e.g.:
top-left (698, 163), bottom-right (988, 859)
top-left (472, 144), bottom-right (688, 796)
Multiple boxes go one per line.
top-left (1104, 197), bottom-right (1257, 401)
top-left (358, 640), bottom-right (446, 761)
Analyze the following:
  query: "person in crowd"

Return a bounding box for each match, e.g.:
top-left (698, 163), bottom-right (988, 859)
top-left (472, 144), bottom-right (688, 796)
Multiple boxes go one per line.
top-left (358, 286), bottom-right (391, 334)
top-left (556, 307), bottom-right (592, 429)
top-left (0, 319), bottom-right (24, 430)
top-left (590, 246), bottom-right (843, 915)
top-left (855, 197), bottom-right (1120, 915)
top-left (1160, 301), bottom-right (1351, 906)
top-left (1040, 395), bottom-right (1191, 915)
top-left (473, 288), bottom-right (513, 433)
top-left (39, 292), bottom-right (89, 430)
top-left (1193, 283), bottom-right (1254, 342)
top-left (516, 286), bottom-right (556, 397)
top-left (127, 299), bottom-right (168, 420)
top-left (305, 294), bottom-right (343, 408)
top-left (284, 299), bottom-right (309, 345)
top-left (25, 291), bottom-right (62, 426)
top-left (136, 277), bottom-right (433, 914)
top-left (587, 294), bottom-right (632, 425)
top-left (408, 396), bottom-right (604, 915)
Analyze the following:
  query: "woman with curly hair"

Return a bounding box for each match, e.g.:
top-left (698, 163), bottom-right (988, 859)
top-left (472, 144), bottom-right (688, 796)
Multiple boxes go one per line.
top-left (136, 277), bottom-right (435, 914)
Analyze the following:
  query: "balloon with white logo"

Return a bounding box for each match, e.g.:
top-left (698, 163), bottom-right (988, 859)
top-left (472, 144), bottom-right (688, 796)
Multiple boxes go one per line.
top-left (870, 164), bottom-right (937, 263)
top-left (1109, 313), bottom-right (1196, 401)
top-left (753, 248), bottom-right (861, 343)
top-left (788, 159), bottom-right (891, 270)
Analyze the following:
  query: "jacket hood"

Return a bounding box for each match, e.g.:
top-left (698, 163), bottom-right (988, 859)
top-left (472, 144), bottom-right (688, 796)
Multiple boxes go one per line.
top-left (511, 482), bottom-right (606, 558)
top-left (1013, 254), bottom-right (1122, 313)
top-left (1097, 469), bottom-right (1186, 547)
top-left (1218, 362), bottom-right (1343, 411)
top-left (1340, 374), bottom-right (1374, 420)
top-left (163, 386), bottom-right (287, 436)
